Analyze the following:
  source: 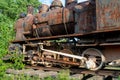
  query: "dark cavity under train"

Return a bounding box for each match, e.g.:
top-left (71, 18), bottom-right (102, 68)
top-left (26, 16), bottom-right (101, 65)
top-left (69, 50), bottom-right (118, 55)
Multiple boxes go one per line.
top-left (9, 0), bottom-right (120, 71)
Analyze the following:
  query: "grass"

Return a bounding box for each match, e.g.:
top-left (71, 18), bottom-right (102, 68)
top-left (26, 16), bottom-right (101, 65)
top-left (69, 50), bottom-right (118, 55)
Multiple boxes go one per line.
top-left (0, 70), bottom-right (78, 80)
top-left (0, 74), bottom-right (40, 80)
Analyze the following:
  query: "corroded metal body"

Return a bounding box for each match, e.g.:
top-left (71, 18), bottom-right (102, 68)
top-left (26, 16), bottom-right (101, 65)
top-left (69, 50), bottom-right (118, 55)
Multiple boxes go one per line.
top-left (24, 14), bottom-right (34, 32)
top-left (67, 0), bottom-right (77, 3)
top-left (15, 19), bottom-right (24, 40)
top-left (14, 18), bottom-right (25, 41)
top-left (50, 0), bottom-right (63, 10)
top-left (96, 0), bottom-right (120, 30)
top-left (74, 1), bottom-right (96, 33)
top-left (66, 0), bottom-right (77, 10)
top-left (11, 0), bottom-right (120, 71)
top-left (38, 4), bottom-right (49, 13)
top-left (34, 8), bottom-right (74, 37)
top-left (66, 1), bottom-right (96, 33)
top-left (24, 5), bottom-right (34, 32)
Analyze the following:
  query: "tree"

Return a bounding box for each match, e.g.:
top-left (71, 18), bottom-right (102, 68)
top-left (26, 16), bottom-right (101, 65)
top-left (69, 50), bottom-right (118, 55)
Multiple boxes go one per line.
top-left (0, 0), bottom-right (41, 20)
top-left (0, 0), bottom-right (41, 56)
top-left (0, 0), bottom-right (41, 76)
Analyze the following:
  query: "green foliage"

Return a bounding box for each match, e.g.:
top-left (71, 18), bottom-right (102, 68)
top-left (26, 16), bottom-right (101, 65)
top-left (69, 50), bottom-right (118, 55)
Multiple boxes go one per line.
top-left (43, 70), bottom-right (77, 80)
top-left (57, 70), bottom-right (70, 80)
top-left (119, 76), bottom-right (120, 80)
top-left (0, 0), bottom-right (41, 19)
top-left (0, 59), bottom-right (12, 76)
top-left (0, 0), bottom-right (41, 78)
top-left (56, 70), bottom-right (76, 80)
top-left (0, 19), bottom-right (14, 57)
top-left (0, 0), bottom-right (41, 58)
top-left (10, 51), bottom-right (25, 70)
top-left (0, 70), bottom-right (79, 80)
top-left (0, 74), bottom-right (40, 80)
top-left (0, 16), bottom-right (14, 76)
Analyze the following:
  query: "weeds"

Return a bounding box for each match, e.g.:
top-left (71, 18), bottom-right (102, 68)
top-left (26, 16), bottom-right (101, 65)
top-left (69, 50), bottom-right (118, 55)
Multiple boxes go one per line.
top-left (0, 70), bottom-right (78, 80)
top-left (10, 51), bottom-right (25, 70)
top-left (118, 76), bottom-right (120, 80)
top-left (0, 74), bottom-right (40, 80)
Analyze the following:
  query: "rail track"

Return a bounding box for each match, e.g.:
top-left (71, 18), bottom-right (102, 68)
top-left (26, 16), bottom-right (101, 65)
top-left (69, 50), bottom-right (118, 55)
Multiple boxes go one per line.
top-left (25, 65), bottom-right (120, 79)
top-left (5, 64), bottom-right (120, 80)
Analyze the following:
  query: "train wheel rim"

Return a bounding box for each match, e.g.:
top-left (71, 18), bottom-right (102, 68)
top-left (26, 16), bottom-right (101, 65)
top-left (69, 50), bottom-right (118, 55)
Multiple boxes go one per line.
top-left (59, 49), bottom-right (73, 69)
top-left (82, 48), bottom-right (105, 71)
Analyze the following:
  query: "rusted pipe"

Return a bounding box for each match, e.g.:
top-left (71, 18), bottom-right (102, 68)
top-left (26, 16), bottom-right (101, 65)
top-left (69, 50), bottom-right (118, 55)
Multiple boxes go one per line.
top-left (41, 48), bottom-right (86, 60)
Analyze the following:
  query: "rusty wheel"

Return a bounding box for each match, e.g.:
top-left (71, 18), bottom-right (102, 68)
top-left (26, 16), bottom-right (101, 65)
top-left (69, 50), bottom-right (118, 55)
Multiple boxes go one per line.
top-left (59, 49), bottom-right (73, 69)
top-left (82, 48), bottom-right (105, 71)
top-left (31, 54), bottom-right (40, 66)
top-left (42, 51), bottom-right (53, 67)
top-left (44, 55), bottom-right (53, 67)
top-left (26, 50), bottom-right (39, 66)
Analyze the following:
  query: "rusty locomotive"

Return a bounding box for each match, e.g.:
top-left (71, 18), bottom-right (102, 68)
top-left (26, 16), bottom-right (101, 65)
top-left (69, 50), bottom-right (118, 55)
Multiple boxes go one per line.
top-left (9, 0), bottom-right (120, 71)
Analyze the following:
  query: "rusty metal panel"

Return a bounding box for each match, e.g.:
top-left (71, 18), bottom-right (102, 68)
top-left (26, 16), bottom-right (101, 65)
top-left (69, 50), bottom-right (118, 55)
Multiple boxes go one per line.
top-left (103, 46), bottom-right (120, 62)
top-left (35, 13), bottom-right (48, 24)
top-left (66, 1), bottom-right (77, 10)
top-left (96, 0), bottom-right (120, 30)
top-left (14, 18), bottom-right (25, 41)
top-left (24, 14), bottom-right (34, 32)
top-left (48, 8), bottom-right (74, 25)
top-left (35, 8), bottom-right (74, 25)
top-left (74, 2), bottom-right (96, 33)
top-left (34, 8), bottom-right (75, 37)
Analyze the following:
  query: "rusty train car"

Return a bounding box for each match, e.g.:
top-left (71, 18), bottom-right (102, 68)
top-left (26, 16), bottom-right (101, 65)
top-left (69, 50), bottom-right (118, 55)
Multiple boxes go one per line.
top-left (9, 0), bottom-right (120, 71)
